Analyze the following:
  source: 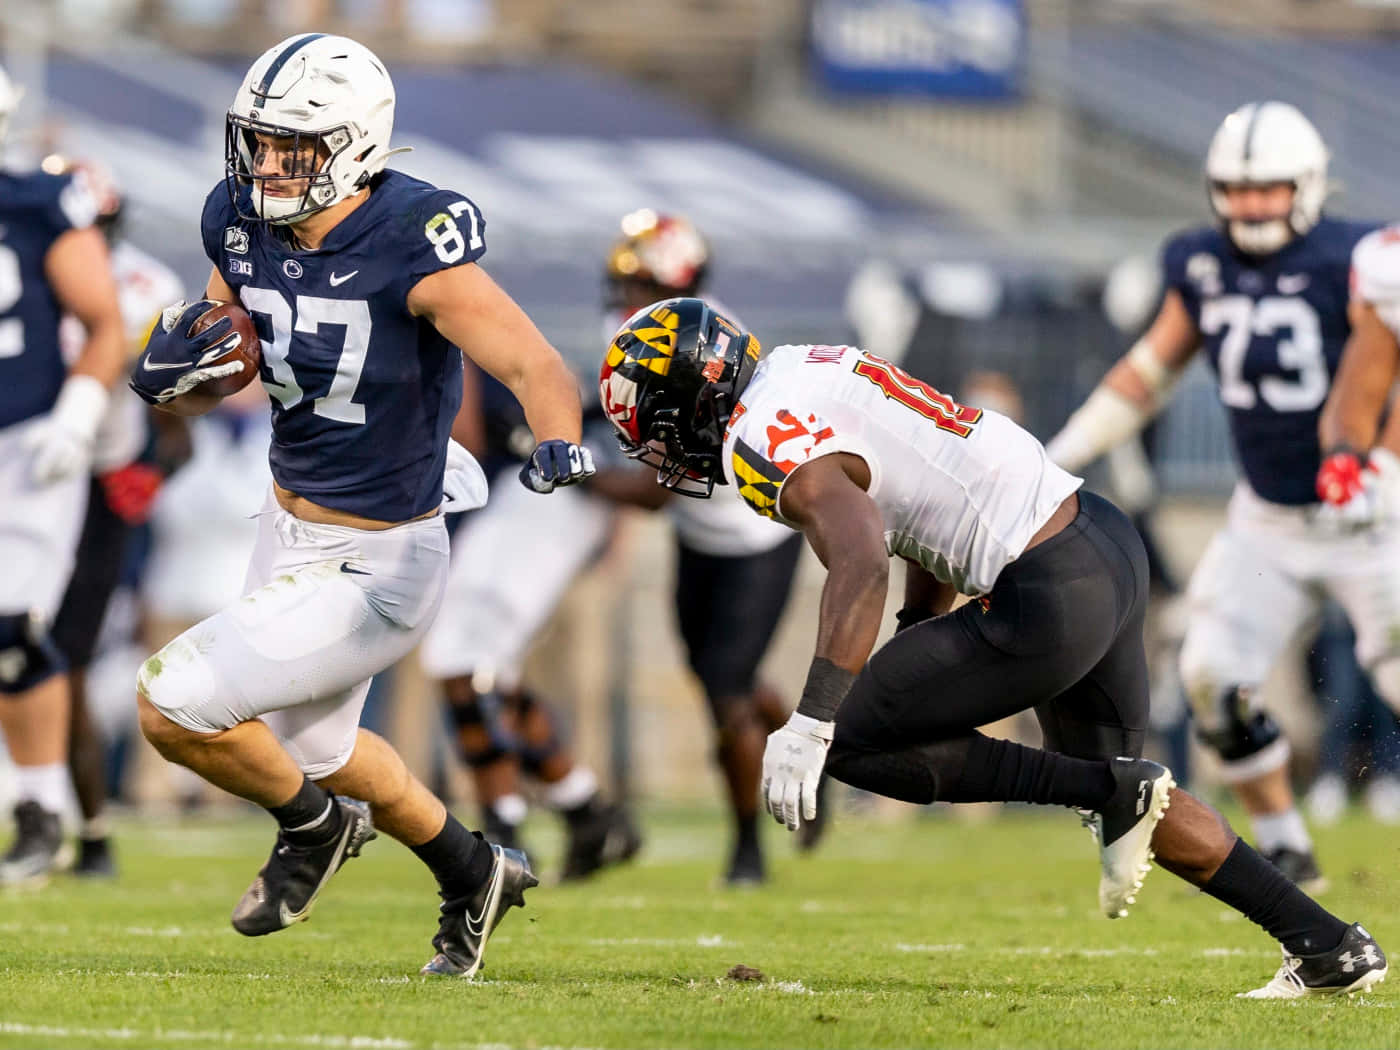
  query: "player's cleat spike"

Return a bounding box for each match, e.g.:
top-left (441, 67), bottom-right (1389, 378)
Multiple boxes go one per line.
top-left (421, 844), bottom-right (537, 977)
top-left (1091, 757), bottom-right (1174, 919)
top-left (1240, 923), bottom-right (1387, 999)
top-left (0, 801), bottom-right (66, 886)
top-left (1262, 846), bottom-right (1329, 896)
top-left (231, 796), bottom-right (376, 936)
top-left (559, 802), bottom-right (643, 883)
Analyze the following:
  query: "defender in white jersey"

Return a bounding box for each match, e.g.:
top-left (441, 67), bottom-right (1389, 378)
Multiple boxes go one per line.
top-left (599, 298), bottom-right (1386, 998)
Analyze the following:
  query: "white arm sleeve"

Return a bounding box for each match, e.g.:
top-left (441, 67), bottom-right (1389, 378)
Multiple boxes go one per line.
top-left (1044, 386), bottom-right (1152, 473)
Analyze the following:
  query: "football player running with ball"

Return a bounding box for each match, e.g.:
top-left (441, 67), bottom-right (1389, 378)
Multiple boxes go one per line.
top-left (600, 298), bottom-right (1386, 998)
top-left (128, 35), bottom-right (593, 977)
top-left (1046, 102), bottom-right (1399, 892)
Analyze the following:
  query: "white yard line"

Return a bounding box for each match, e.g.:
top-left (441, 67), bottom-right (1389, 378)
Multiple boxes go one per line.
top-left (0, 1022), bottom-right (413, 1048)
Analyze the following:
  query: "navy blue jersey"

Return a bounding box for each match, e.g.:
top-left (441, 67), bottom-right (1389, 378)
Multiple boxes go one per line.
top-left (1164, 217), bottom-right (1378, 505)
top-left (0, 170), bottom-right (98, 428)
top-left (202, 170), bottom-right (485, 521)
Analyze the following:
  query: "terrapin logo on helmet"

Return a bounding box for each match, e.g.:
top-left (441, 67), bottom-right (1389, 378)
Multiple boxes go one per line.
top-left (225, 34), bottom-right (410, 225)
top-left (1205, 101), bottom-right (1329, 256)
top-left (605, 210), bottom-right (710, 309)
top-left (599, 297), bottom-right (761, 497)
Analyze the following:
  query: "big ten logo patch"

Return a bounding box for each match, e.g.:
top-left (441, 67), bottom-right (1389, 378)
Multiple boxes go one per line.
top-left (765, 408), bottom-right (835, 473)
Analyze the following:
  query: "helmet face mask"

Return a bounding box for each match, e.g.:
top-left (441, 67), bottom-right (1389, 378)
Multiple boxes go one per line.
top-left (224, 33), bottom-right (404, 226)
top-left (226, 117), bottom-right (353, 225)
top-left (1204, 101), bottom-right (1329, 256)
top-left (600, 297), bottom-right (759, 499)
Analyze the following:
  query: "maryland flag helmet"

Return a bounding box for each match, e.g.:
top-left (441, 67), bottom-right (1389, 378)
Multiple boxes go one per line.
top-left (605, 210), bottom-right (709, 308)
top-left (599, 297), bottom-right (761, 497)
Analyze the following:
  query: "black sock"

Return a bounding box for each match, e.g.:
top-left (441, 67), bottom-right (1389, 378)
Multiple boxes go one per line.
top-left (1202, 838), bottom-right (1348, 956)
top-left (947, 735), bottom-right (1116, 809)
top-left (267, 776), bottom-right (342, 845)
top-left (562, 793), bottom-right (604, 830)
top-left (411, 812), bottom-right (493, 899)
top-left (734, 811), bottom-right (759, 850)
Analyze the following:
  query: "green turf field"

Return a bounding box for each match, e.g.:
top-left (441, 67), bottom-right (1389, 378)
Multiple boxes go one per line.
top-left (0, 804), bottom-right (1395, 1049)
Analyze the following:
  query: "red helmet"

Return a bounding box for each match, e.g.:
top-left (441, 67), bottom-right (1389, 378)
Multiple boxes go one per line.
top-left (605, 210), bottom-right (709, 309)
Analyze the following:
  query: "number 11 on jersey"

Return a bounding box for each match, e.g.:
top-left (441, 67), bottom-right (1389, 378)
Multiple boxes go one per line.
top-left (853, 354), bottom-right (982, 438)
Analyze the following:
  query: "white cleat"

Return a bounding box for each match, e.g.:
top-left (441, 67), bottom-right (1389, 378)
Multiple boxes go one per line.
top-left (1091, 757), bottom-right (1174, 919)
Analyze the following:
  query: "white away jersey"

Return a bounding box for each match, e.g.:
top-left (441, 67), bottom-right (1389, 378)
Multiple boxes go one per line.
top-left (721, 344), bottom-right (1081, 595)
top-left (1352, 226), bottom-right (1400, 339)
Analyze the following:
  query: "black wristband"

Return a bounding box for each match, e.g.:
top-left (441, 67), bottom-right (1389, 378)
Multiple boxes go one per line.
top-left (894, 607), bottom-right (933, 633)
top-left (796, 657), bottom-right (856, 722)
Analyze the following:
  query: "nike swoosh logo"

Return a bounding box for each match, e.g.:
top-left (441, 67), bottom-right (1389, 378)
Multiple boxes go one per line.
top-left (143, 361), bottom-right (190, 371)
top-left (328, 270), bottom-right (358, 287)
top-left (464, 861), bottom-right (504, 940)
top-left (277, 829), bottom-right (353, 927)
top-left (340, 562), bottom-right (370, 576)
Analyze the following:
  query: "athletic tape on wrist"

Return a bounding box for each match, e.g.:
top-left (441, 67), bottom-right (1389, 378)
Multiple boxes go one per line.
top-left (796, 657), bottom-right (856, 722)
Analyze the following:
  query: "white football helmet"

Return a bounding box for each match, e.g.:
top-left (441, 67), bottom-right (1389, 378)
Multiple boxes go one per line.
top-left (0, 64), bottom-right (23, 151)
top-left (1205, 101), bottom-right (1329, 256)
top-left (225, 33), bottom-right (407, 224)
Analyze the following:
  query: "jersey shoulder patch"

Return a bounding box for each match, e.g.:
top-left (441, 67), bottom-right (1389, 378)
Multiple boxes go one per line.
top-left (200, 183), bottom-right (253, 283)
top-left (0, 171), bottom-right (97, 245)
top-left (1160, 226), bottom-right (1224, 301)
top-left (1350, 225), bottom-right (1400, 307)
top-left (725, 394), bottom-right (839, 521)
top-left (377, 172), bottom-right (486, 289)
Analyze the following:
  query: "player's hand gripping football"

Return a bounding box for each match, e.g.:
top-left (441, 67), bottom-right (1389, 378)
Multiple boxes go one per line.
top-left (762, 713), bottom-right (835, 832)
top-left (130, 300), bottom-right (246, 406)
top-left (519, 439), bottom-right (596, 493)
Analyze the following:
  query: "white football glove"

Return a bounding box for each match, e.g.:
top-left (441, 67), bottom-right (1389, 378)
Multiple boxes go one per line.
top-left (22, 374), bottom-right (108, 485)
top-left (762, 713), bottom-right (835, 832)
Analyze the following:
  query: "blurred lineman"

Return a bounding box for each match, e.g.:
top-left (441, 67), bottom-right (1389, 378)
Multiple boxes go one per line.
top-left (126, 34), bottom-right (593, 977)
top-left (421, 365), bottom-right (641, 882)
top-left (49, 157), bottom-right (189, 877)
top-left (590, 211), bottom-right (808, 884)
top-left (600, 298), bottom-right (1387, 998)
top-left (0, 66), bottom-right (127, 885)
top-left (1046, 102), bottom-right (1393, 892)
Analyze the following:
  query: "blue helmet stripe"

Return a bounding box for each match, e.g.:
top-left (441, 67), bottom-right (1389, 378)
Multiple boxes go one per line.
top-left (254, 33), bottom-right (327, 99)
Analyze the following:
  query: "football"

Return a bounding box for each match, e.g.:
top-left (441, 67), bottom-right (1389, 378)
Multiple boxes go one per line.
top-left (187, 301), bottom-right (262, 398)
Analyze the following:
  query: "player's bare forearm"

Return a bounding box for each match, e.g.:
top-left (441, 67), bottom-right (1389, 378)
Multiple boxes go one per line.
top-left (781, 454), bottom-right (889, 674)
top-left (47, 227), bottom-right (126, 388)
top-left (1320, 300), bottom-right (1398, 453)
top-left (412, 263), bottom-right (582, 443)
top-left (511, 350), bottom-right (584, 445)
top-left (589, 464), bottom-right (671, 510)
top-left (903, 561), bottom-right (958, 619)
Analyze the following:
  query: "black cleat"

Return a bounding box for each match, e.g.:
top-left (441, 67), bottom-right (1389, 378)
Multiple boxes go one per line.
top-left (231, 797), bottom-right (376, 936)
top-left (559, 803), bottom-right (642, 883)
top-left (1090, 757), bottom-right (1174, 918)
top-left (0, 801), bottom-right (65, 886)
top-left (73, 836), bottom-right (117, 879)
top-left (421, 844), bottom-right (537, 977)
top-left (724, 835), bottom-right (766, 888)
top-left (1263, 846), bottom-right (1329, 895)
top-left (1241, 923), bottom-right (1387, 998)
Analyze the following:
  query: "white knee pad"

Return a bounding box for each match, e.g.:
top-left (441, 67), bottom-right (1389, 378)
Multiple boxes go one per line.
top-left (136, 633), bottom-right (233, 734)
top-left (1369, 655), bottom-right (1400, 717)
